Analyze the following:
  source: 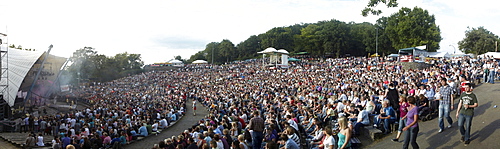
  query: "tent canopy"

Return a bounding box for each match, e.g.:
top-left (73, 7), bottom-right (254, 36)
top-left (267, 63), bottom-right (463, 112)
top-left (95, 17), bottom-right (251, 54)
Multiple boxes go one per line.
top-left (192, 60), bottom-right (208, 64)
top-left (257, 47), bottom-right (278, 54)
top-left (295, 52), bottom-right (308, 55)
top-left (288, 58), bottom-right (300, 61)
top-left (169, 59), bottom-right (183, 64)
top-left (479, 52), bottom-right (500, 59)
top-left (387, 54), bottom-right (399, 57)
top-left (277, 49), bottom-right (289, 54)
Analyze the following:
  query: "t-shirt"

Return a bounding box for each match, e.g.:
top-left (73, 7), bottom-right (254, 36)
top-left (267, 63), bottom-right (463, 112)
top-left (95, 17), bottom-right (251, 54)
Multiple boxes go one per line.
top-left (399, 102), bottom-right (409, 117)
top-left (322, 135), bottom-right (335, 148)
top-left (357, 110), bottom-right (370, 125)
top-left (406, 106), bottom-right (419, 128)
top-left (459, 92), bottom-right (478, 116)
top-left (383, 107), bottom-right (397, 120)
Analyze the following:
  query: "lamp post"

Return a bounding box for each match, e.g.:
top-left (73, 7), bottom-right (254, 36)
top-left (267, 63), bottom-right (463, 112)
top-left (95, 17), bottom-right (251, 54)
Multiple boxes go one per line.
top-left (449, 45), bottom-right (456, 54)
top-left (376, 27), bottom-right (378, 57)
top-left (211, 45), bottom-right (214, 65)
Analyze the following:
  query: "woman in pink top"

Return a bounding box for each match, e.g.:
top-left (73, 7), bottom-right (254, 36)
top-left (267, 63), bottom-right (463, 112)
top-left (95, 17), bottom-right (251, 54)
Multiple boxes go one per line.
top-left (392, 95), bottom-right (409, 142)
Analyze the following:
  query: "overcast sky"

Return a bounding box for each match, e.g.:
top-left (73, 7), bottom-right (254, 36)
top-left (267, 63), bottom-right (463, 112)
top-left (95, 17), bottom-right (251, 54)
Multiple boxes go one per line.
top-left (0, 0), bottom-right (498, 64)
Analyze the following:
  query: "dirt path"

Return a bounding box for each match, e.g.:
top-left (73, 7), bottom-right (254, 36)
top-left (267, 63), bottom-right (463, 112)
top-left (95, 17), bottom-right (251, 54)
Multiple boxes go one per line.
top-left (365, 82), bottom-right (500, 149)
top-left (124, 100), bottom-right (209, 149)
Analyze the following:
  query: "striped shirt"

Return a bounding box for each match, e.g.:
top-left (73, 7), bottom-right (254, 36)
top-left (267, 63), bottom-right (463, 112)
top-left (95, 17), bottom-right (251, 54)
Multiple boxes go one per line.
top-left (439, 85), bottom-right (452, 105)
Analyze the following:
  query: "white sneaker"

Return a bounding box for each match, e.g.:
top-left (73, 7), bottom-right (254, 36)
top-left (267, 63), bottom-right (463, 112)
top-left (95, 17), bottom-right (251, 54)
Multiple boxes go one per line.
top-left (447, 125), bottom-right (452, 128)
top-left (438, 129), bottom-right (443, 133)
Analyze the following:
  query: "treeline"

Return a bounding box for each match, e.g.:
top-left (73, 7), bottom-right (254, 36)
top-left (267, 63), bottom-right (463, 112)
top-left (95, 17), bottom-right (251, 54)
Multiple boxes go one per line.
top-left (189, 7), bottom-right (442, 64)
top-left (65, 47), bottom-right (144, 83)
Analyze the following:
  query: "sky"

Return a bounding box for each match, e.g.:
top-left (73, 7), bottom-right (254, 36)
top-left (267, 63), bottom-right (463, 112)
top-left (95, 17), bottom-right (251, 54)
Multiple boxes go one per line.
top-left (0, 0), bottom-right (499, 65)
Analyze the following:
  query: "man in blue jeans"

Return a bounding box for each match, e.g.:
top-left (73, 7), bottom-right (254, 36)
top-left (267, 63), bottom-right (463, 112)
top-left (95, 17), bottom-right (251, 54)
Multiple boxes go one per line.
top-left (456, 83), bottom-right (478, 146)
top-left (248, 110), bottom-right (264, 149)
top-left (438, 78), bottom-right (454, 133)
top-left (374, 100), bottom-right (396, 134)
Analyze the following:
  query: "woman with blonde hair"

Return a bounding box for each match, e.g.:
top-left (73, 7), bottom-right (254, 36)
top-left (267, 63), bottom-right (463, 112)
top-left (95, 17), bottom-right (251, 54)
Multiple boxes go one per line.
top-left (337, 117), bottom-right (351, 149)
top-left (237, 134), bottom-right (249, 149)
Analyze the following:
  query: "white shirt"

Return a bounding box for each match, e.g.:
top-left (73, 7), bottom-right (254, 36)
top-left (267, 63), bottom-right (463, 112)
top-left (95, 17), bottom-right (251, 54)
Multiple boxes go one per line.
top-left (322, 135), bottom-right (335, 148)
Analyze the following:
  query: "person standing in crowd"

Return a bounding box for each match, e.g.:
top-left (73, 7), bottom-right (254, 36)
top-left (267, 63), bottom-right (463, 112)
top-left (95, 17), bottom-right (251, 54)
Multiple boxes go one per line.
top-left (385, 83), bottom-right (400, 114)
top-left (337, 117), bottom-right (351, 149)
top-left (456, 83), bottom-right (478, 146)
top-left (193, 99), bottom-right (197, 116)
top-left (248, 110), bottom-right (264, 149)
top-left (459, 75), bottom-right (470, 95)
top-left (402, 96), bottom-right (419, 149)
top-left (437, 78), bottom-right (454, 133)
top-left (393, 95), bottom-right (409, 142)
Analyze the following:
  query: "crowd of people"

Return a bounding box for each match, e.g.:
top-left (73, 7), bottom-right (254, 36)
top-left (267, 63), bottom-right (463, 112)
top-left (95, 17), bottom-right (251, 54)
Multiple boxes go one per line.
top-left (18, 55), bottom-right (498, 149)
top-left (146, 55), bottom-right (494, 149)
top-left (19, 70), bottom-right (190, 149)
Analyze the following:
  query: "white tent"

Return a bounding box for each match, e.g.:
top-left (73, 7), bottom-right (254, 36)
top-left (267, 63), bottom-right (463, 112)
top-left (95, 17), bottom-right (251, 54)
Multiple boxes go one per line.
top-left (257, 47), bottom-right (277, 54)
top-left (277, 49), bottom-right (289, 54)
top-left (169, 59), bottom-right (183, 64)
top-left (192, 60), bottom-right (208, 64)
top-left (479, 52), bottom-right (500, 59)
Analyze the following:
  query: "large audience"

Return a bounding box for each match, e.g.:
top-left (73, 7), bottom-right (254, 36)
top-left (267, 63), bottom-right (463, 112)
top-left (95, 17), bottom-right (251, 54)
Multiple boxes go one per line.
top-left (17, 55), bottom-right (499, 149)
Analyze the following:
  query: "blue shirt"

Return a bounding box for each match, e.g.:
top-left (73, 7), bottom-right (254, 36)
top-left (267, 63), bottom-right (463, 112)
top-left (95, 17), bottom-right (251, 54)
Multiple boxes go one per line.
top-left (384, 107), bottom-right (397, 120)
top-left (62, 137), bottom-right (71, 149)
top-left (285, 138), bottom-right (300, 149)
top-left (138, 126), bottom-right (148, 136)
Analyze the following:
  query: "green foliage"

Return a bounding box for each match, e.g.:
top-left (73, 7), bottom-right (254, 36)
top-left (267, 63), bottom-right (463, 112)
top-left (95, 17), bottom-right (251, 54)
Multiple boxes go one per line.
top-left (362, 0), bottom-right (399, 17)
top-left (67, 47), bottom-right (144, 83)
top-left (385, 7), bottom-right (441, 52)
top-left (190, 7), bottom-right (442, 61)
top-left (458, 27), bottom-right (500, 55)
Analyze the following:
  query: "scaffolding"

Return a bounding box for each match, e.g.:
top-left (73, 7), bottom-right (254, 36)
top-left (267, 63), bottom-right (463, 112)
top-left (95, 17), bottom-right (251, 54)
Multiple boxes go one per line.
top-left (0, 33), bottom-right (8, 119)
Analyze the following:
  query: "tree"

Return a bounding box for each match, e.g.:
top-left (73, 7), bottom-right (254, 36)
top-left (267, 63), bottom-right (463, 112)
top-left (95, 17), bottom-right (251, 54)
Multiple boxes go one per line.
top-left (375, 17), bottom-right (397, 54)
top-left (219, 39), bottom-right (236, 63)
top-left (67, 47), bottom-right (98, 84)
top-left (385, 7), bottom-right (442, 52)
top-left (235, 35), bottom-right (261, 60)
top-left (362, 0), bottom-right (399, 16)
top-left (67, 47), bottom-right (144, 83)
top-left (260, 27), bottom-right (295, 50)
top-left (458, 26), bottom-right (500, 55)
top-left (174, 55), bottom-right (182, 61)
top-left (204, 42), bottom-right (220, 64)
